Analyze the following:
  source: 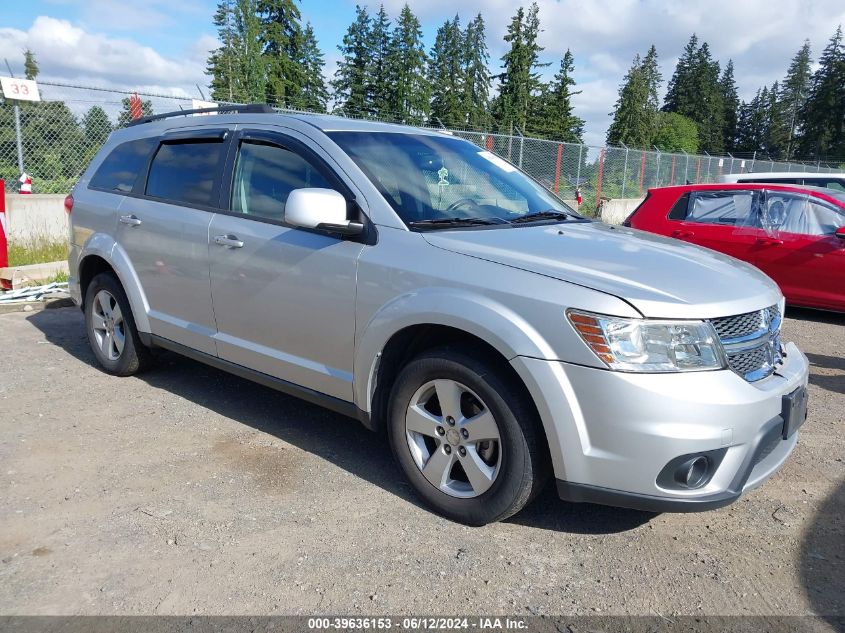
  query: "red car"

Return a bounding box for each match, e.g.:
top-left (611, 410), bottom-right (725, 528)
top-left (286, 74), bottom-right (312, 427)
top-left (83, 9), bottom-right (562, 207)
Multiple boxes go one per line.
top-left (624, 183), bottom-right (845, 312)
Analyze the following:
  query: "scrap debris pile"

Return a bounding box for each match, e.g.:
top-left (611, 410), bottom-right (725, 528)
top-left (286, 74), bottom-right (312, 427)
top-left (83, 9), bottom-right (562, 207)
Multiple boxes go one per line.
top-left (0, 282), bottom-right (70, 304)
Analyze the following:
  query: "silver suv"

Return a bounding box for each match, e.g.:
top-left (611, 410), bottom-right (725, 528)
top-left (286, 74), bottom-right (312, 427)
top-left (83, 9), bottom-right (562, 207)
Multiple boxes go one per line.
top-left (67, 106), bottom-right (810, 525)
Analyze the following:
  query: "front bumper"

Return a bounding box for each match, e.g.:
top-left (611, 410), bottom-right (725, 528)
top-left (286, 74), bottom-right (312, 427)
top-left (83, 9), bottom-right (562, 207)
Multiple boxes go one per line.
top-left (510, 341), bottom-right (809, 512)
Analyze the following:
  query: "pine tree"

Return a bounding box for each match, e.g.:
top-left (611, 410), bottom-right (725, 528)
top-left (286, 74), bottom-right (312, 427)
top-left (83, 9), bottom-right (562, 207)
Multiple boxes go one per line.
top-left (207, 0), bottom-right (264, 103)
top-left (606, 48), bottom-right (661, 148)
top-left (259, 0), bottom-right (304, 106)
top-left (663, 34), bottom-right (699, 115)
top-left (778, 41), bottom-right (813, 160)
top-left (387, 4), bottom-right (430, 123)
top-left (766, 80), bottom-right (787, 157)
top-left (530, 51), bottom-right (584, 142)
top-left (429, 15), bottom-right (465, 127)
top-left (81, 106), bottom-right (112, 149)
top-left (720, 60), bottom-right (739, 152)
top-left (298, 22), bottom-right (328, 111)
top-left (461, 13), bottom-right (492, 129)
top-left (23, 49), bottom-right (39, 80)
top-left (368, 5), bottom-right (393, 117)
top-left (332, 5), bottom-right (371, 115)
top-left (207, 0), bottom-right (241, 102)
top-left (797, 26), bottom-right (845, 159)
top-left (494, 2), bottom-right (547, 133)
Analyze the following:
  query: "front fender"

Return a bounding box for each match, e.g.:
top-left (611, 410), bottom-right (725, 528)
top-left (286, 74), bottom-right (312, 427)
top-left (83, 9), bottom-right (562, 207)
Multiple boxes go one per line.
top-left (78, 233), bottom-right (151, 334)
top-left (353, 287), bottom-right (557, 414)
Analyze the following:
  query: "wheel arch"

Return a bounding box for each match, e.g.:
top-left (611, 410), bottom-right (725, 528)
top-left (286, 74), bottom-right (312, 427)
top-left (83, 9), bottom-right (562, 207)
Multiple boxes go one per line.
top-left (77, 237), bottom-right (151, 334)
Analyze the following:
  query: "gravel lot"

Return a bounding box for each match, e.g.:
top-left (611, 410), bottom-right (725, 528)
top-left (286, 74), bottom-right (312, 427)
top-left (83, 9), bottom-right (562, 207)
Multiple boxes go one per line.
top-left (0, 305), bottom-right (842, 619)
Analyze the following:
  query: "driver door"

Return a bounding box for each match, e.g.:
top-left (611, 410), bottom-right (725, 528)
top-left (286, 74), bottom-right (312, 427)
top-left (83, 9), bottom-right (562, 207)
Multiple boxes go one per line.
top-left (207, 128), bottom-right (365, 401)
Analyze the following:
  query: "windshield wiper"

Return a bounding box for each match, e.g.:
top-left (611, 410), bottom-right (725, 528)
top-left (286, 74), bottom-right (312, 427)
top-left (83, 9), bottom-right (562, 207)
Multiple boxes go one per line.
top-left (509, 210), bottom-right (573, 224)
top-left (408, 217), bottom-right (505, 229)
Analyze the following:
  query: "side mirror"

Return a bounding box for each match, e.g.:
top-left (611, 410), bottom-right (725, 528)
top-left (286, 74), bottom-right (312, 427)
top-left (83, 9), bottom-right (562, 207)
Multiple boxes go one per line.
top-left (835, 227), bottom-right (845, 240)
top-left (286, 188), bottom-right (363, 236)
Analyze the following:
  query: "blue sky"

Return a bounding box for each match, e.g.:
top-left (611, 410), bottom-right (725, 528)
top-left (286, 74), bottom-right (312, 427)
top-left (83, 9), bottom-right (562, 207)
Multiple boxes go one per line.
top-left (2, 1), bottom-right (844, 146)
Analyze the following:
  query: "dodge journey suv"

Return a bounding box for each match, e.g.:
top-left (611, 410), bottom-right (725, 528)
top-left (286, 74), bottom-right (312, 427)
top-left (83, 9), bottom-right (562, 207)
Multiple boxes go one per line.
top-left (67, 105), bottom-right (810, 525)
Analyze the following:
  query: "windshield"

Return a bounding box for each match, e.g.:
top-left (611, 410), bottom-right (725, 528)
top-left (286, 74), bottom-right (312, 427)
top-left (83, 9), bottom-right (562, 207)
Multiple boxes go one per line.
top-left (327, 131), bottom-right (580, 228)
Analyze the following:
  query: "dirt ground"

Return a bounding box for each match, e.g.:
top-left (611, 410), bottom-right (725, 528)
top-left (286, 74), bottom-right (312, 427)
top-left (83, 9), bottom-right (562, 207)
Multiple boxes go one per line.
top-left (0, 305), bottom-right (842, 619)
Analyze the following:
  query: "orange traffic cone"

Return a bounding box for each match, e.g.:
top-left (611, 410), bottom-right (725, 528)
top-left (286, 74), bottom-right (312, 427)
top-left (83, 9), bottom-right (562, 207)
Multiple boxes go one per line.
top-left (19, 173), bottom-right (32, 194)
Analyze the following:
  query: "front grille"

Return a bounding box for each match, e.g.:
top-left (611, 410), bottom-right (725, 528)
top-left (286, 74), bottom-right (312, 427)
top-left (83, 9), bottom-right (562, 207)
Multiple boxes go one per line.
top-left (710, 305), bottom-right (783, 382)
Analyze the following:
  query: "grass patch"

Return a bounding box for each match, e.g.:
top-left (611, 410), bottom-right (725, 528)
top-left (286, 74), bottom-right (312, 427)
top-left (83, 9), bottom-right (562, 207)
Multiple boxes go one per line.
top-left (7, 239), bottom-right (69, 267)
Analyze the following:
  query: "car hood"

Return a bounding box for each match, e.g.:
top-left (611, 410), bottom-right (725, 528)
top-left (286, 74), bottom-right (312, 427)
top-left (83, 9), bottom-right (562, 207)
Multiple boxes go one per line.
top-left (423, 221), bottom-right (782, 319)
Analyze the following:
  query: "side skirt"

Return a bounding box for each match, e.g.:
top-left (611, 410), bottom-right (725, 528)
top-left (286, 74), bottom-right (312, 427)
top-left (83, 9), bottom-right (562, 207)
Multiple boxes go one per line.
top-left (148, 334), bottom-right (368, 424)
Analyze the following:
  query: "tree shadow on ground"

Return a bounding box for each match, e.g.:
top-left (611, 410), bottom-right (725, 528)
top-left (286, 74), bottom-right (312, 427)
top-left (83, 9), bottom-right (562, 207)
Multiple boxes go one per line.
top-left (801, 478), bottom-right (845, 622)
top-left (804, 352), bottom-right (845, 395)
top-left (28, 307), bottom-right (652, 535)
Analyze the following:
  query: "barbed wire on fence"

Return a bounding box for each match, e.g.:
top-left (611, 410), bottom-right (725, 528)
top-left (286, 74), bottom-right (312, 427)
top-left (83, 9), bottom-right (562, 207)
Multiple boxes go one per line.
top-left (1, 82), bottom-right (842, 213)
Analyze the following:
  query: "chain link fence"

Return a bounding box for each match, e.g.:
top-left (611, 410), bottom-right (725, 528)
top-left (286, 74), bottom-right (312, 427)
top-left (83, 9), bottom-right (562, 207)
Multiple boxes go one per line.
top-left (2, 82), bottom-right (842, 214)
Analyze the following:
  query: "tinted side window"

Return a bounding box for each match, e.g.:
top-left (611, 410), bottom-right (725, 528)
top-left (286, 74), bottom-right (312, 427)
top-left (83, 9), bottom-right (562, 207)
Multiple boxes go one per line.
top-left (805, 178), bottom-right (845, 192)
top-left (667, 193), bottom-right (690, 220)
top-left (145, 141), bottom-right (224, 206)
top-left (231, 141), bottom-right (332, 222)
top-left (686, 191), bottom-right (759, 226)
top-left (89, 138), bottom-right (156, 193)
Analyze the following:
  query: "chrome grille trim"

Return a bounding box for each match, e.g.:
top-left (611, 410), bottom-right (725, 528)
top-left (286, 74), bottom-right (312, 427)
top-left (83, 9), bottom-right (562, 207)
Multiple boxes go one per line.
top-left (710, 305), bottom-right (783, 382)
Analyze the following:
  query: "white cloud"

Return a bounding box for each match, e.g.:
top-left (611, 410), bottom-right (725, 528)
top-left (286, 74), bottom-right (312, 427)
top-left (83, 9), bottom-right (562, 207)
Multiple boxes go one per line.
top-left (370, 0), bottom-right (845, 142)
top-left (0, 16), bottom-right (214, 93)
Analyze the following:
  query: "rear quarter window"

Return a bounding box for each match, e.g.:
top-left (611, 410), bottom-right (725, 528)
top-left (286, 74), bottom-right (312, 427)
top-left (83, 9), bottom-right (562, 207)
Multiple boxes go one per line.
top-left (88, 138), bottom-right (156, 193)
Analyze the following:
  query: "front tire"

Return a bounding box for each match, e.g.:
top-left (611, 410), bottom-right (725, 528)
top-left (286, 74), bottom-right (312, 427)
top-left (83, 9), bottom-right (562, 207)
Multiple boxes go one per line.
top-left (84, 272), bottom-right (152, 376)
top-left (387, 347), bottom-right (547, 525)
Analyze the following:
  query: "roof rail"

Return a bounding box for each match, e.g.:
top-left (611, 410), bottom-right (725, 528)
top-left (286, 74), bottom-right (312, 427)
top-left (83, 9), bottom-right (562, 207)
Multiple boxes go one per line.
top-left (125, 103), bottom-right (275, 127)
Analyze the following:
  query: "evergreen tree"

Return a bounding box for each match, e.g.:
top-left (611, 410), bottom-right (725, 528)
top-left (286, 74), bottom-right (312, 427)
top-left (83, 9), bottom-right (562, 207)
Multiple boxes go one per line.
top-left (494, 2), bottom-right (547, 133)
top-left (720, 60), bottom-right (739, 152)
top-left (258, 0), bottom-right (304, 106)
top-left (332, 5), bottom-right (371, 115)
top-left (797, 25), bottom-right (845, 159)
top-left (778, 41), bottom-right (813, 160)
top-left (736, 87), bottom-right (769, 153)
top-left (461, 13), bottom-right (492, 129)
top-left (766, 80), bottom-right (786, 157)
top-left (429, 15), bottom-right (465, 127)
top-left (606, 48), bottom-right (661, 148)
top-left (24, 49), bottom-right (39, 80)
top-left (663, 34), bottom-right (699, 115)
top-left (387, 4), bottom-right (430, 123)
top-left (81, 106), bottom-right (112, 149)
top-left (530, 50), bottom-right (584, 142)
top-left (207, 0), bottom-right (264, 103)
top-left (368, 5), bottom-right (393, 116)
top-left (298, 22), bottom-right (328, 111)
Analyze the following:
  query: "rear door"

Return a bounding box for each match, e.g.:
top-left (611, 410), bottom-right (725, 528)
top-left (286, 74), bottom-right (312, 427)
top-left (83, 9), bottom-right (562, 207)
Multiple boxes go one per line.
top-left (115, 129), bottom-right (229, 355)
top-left (207, 128), bottom-right (365, 401)
top-left (753, 190), bottom-right (845, 309)
top-left (664, 189), bottom-right (764, 263)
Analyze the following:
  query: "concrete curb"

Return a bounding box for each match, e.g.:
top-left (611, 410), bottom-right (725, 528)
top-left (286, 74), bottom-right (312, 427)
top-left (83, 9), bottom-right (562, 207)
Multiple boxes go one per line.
top-left (0, 296), bottom-right (75, 315)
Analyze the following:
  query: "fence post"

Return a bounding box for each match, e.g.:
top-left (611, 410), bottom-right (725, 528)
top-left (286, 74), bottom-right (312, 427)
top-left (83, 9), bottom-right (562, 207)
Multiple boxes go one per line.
top-left (696, 158), bottom-right (701, 182)
top-left (554, 143), bottom-right (563, 193)
top-left (638, 152), bottom-right (646, 196)
top-left (750, 150), bottom-right (756, 173)
top-left (683, 151), bottom-right (689, 184)
top-left (517, 128), bottom-right (524, 169)
top-left (654, 148), bottom-right (661, 186)
top-left (576, 145), bottom-right (583, 188)
top-left (670, 155), bottom-right (676, 185)
top-left (13, 104), bottom-right (25, 176)
top-left (485, 135), bottom-right (493, 151)
top-left (621, 145), bottom-right (629, 198)
top-left (595, 148), bottom-right (606, 215)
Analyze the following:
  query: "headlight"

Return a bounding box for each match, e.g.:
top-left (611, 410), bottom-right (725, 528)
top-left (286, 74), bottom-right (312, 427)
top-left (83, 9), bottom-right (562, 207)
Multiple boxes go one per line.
top-left (567, 310), bottom-right (725, 372)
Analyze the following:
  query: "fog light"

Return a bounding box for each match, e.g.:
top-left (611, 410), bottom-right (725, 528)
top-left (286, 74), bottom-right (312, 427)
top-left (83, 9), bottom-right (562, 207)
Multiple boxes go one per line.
top-left (675, 456), bottom-right (710, 489)
top-left (657, 449), bottom-right (726, 491)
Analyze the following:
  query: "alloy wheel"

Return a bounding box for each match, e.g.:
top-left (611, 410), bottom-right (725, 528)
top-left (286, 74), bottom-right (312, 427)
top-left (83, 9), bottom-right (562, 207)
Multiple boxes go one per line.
top-left (90, 289), bottom-right (126, 361)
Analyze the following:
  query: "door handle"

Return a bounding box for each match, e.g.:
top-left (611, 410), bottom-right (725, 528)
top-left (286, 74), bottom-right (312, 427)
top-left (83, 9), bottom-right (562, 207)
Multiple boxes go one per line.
top-left (756, 237), bottom-right (784, 246)
top-left (671, 229), bottom-right (695, 238)
top-left (214, 234), bottom-right (244, 248)
top-left (119, 214), bottom-right (142, 227)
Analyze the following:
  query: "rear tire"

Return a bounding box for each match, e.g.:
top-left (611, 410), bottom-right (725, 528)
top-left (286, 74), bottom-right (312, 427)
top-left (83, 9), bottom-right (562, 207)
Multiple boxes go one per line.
top-left (84, 272), bottom-right (153, 376)
top-left (387, 346), bottom-right (547, 526)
